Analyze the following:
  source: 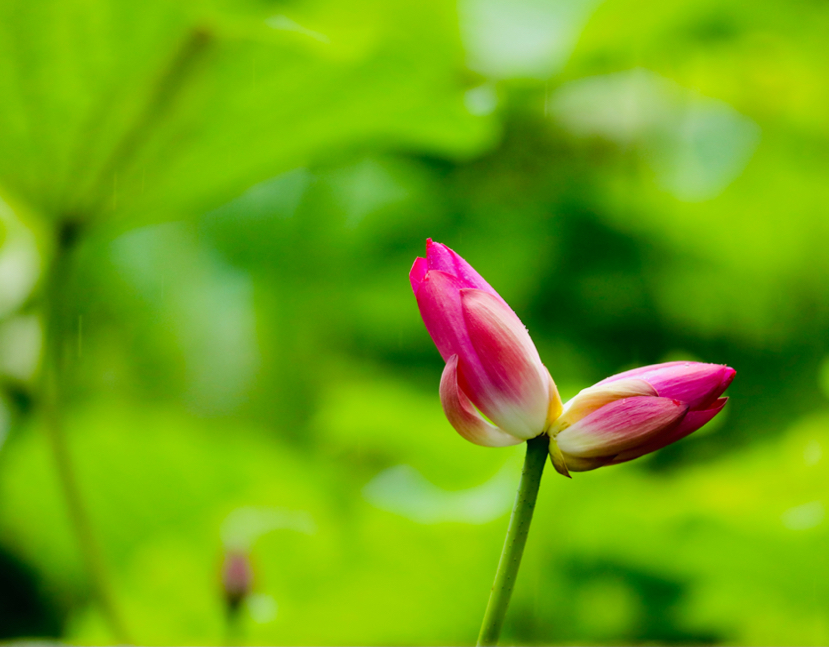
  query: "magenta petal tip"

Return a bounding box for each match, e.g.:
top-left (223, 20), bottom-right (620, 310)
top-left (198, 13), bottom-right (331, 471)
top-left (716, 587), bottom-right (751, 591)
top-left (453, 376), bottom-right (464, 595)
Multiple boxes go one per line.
top-left (410, 257), bottom-right (428, 294)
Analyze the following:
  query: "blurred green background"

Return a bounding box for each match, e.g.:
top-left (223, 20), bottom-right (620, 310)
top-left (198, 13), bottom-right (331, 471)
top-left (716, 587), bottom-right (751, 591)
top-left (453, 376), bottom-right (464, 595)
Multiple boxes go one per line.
top-left (0, 0), bottom-right (827, 644)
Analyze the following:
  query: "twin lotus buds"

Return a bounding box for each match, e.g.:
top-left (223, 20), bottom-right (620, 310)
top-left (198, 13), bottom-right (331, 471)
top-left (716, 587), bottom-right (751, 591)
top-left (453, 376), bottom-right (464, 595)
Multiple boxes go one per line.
top-left (410, 239), bottom-right (735, 477)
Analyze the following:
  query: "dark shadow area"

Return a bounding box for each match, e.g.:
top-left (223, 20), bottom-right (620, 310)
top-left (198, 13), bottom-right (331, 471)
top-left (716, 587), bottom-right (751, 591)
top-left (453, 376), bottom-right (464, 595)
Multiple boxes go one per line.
top-left (0, 545), bottom-right (64, 640)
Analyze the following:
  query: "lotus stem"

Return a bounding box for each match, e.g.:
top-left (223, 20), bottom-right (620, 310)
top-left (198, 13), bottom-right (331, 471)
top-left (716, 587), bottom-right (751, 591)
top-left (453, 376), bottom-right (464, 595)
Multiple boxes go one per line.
top-left (477, 434), bottom-right (549, 646)
top-left (42, 224), bottom-right (131, 644)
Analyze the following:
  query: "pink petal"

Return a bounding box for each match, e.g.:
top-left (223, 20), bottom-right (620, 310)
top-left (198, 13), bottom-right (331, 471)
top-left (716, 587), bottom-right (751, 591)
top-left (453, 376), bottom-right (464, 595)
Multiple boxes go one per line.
top-left (459, 288), bottom-right (550, 439)
top-left (415, 270), bottom-right (478, 364)
top-left (551, 378), bottom-right (657, 432)
top-left (718, 367), bottom-right (736, 397)
top-left (599, 362), bottom-right (735, 410)
top-left (597, 361), bottom-right (688, 384)
top-left (645, 364), bottom-right (733, 409)
top-left (671, 396), bottom-right (728, 439)
top-left (556, 396), bottom-right (688, 459)
top-left (611, 397), bottom-right (728, 464)
top-left (425, 239), bottom-right (508, 306)
top-left (439, 355), bottom-right (524, 447)
top-left (409, 257), bottom-right (428, 295)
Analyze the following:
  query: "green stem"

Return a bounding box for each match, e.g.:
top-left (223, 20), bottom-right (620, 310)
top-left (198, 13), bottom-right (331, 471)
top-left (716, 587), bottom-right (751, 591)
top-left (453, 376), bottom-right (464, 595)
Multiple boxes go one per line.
top-left (223, 604), bottom-right (243, 647)
top-left (83, 27), bottom-right (212, 219)
top-left (33, 25), bottom-right (212, 644)
top-left (42, 227), bottom-right (131, 644)
top-left (477, 434), bottom-right (549, 646)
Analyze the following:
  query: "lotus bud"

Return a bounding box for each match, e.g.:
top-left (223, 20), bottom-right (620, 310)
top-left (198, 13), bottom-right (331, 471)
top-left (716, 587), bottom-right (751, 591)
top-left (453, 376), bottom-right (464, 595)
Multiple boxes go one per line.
top-left (411, 240), bottom-right (562, 446)
top-left (548, 361), bottom-right (735, 476)
top-left (222, 550), bottom-right (253, 613)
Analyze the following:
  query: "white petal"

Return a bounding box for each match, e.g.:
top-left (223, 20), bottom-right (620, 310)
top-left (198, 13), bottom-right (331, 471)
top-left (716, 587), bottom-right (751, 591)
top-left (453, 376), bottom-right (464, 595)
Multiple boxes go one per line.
top-left (440, 355), bottom-right (524, 447)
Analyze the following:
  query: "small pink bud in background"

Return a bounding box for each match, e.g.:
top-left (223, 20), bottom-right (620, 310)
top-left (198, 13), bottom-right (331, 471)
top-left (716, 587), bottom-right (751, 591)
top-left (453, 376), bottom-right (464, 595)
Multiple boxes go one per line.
top-left (548, 362), bottom-right (735, 476)
top-left (411, 240), bottom-right (562, 446)
top-left (222, 550), bottom-right (253, 612)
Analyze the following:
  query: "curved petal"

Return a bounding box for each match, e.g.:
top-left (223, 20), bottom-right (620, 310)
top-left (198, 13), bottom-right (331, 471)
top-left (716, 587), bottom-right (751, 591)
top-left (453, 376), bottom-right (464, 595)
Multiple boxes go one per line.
top-left (670, 396), bottom-right (728, 439)
top-left (415, 270), bottom-right (478, 364)
top-left (551, 378), bottom-right (657, 433)
top-left (611, 397), bottom-right (728, 464)
top-left (596, 361), bottom-right (689, 385)
top-left (545, 365), bottom-right (563, 428)
top-left (548, 438), bottom-right (571, 477)
top-left (439, 356), bottom-right (524, 447)
top-left (409, 257), bottom-right (428, 295)
top-left (560, 454), bottom-right (608, 472)
top-left (459, 288), bottom-right (549, 439)
top-left (644, 363), bottom-right (734, 410)
top-left (425, 239), bottom-right (506, 305)
top-left (598, 362), bottom-right (735, 410)
top-left (556, 396), bottom-right (688, 459)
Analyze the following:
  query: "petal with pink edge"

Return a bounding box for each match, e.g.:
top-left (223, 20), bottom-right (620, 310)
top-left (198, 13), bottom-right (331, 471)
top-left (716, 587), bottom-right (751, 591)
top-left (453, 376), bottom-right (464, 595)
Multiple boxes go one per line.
top-left (596, 361), bottom-right (689, 385)
top-left (556, 396), bottom-right (688, 459)
top-left (611, 397), bottom-right (727, 464)
top-left (459, 288), bottom-right (549, 440)
top-left (439, 355), bottom-right (524, 447)
top-left (551, 378), bottom-right (657, 432)
top-left (597, 362), bottom-right (734, 410)
top-left (409, 257), bottom-right (428, 295)
top-left (643, 363), bottom-right (734, 409)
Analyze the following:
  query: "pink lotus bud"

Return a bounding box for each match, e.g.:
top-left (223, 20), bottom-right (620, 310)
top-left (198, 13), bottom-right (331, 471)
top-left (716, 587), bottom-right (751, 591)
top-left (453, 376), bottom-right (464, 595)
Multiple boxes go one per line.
top-left (411, 240), bottom-right (562, 445)
top-left (548, 362), bottom-right (735, 475)
top-left (222, 550), bottom-right (253, 612)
